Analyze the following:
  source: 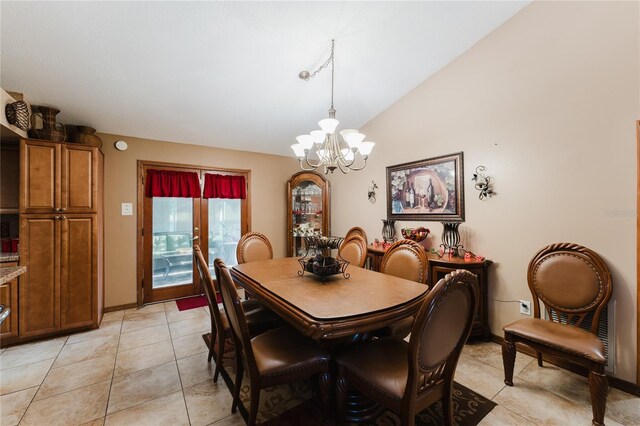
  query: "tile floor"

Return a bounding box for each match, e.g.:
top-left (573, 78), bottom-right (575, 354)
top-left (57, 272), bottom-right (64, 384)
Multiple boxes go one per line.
top-left (1, 302), bottom-right (639, 426)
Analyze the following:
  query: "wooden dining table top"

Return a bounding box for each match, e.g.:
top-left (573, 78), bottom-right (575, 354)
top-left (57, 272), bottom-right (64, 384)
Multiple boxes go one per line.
top-left (231, 257), bottom-right (429, 340)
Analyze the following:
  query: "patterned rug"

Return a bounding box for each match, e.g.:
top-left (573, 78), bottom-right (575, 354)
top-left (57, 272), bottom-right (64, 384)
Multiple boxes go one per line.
top-left (215, 338), bottom-right (496, 425)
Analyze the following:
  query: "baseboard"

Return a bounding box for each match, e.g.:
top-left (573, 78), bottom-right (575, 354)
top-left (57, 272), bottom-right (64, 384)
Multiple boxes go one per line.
top-left (490, 334), bottom-right (640, 397)
top-left (103, 302), bottom-right (138, 313)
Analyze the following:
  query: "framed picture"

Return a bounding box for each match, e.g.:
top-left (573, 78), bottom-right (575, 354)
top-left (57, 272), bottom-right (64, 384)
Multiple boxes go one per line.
top-left (386, 152), bottom-right (465, 222)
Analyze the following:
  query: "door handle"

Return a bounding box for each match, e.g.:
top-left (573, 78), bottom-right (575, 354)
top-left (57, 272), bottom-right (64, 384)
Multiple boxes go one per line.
top-left (192, 236), bottom-right (199, 241)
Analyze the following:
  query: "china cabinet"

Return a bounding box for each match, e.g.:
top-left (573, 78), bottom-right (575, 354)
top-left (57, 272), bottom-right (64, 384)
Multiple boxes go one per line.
top-left (286, 171), bottom-right (330, 257)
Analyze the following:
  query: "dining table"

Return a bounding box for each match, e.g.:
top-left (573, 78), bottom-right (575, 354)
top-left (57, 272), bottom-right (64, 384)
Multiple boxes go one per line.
top-left (231, 257), bottom-right (430, 341)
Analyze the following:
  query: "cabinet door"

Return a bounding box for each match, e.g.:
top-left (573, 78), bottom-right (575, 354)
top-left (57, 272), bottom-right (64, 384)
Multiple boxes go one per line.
top-left (21, 140), bottom-right (61, 213)
top-left (0, 262), bottom-right (19, 340)
top-left (61, 145), bottom-right (98, 213)
top-left (19, 216), bottom-right (60, 337)
top-left (60, 215), bottom-right (97, 329)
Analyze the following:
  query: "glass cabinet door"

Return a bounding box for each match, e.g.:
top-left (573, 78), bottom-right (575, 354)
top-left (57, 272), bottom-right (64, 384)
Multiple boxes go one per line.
top-left (287, 172), bottom-right (330, 257)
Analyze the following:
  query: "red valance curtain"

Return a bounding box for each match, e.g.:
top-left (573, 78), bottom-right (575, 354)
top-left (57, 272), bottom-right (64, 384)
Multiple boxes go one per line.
top-left (145, 169), bottom-right (202, 198)
top-left (203, 174), bottom-right (246, 199)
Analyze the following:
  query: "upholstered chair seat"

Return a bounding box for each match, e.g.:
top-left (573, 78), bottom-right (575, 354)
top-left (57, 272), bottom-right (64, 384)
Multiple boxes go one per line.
top-left (501, 243), bottom-right (612, 426)
top-left (336, 270), bottom-right (479, 426)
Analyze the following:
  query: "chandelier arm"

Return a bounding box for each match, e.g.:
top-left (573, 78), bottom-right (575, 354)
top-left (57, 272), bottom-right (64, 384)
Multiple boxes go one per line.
top-left (298, 159), bottom-right (316, 172)
top-left (303, 153), bottom-right (323, 169)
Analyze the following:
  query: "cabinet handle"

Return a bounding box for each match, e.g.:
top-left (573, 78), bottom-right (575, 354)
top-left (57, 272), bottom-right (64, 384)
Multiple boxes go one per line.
top-left (54, 216), bottom-right (61, 220)
top-left (60, 216), bottom-right (66, 220)
top-left (54, 208), bottom-right (62, 212)
top-left (60, 208), bottom-right (66, 212)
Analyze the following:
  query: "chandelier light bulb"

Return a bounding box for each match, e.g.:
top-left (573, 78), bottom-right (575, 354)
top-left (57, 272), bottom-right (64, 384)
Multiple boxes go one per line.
top-left (310, 130), bottom-right (326, 145)
top-left (291, 143), bottom-right (305, 158)
top-left (358, 141), bottom-right (375, 156)
top-left (295, 135), bottom-right (314, 150)
top-left (318, 118), bottom-right (339, 134)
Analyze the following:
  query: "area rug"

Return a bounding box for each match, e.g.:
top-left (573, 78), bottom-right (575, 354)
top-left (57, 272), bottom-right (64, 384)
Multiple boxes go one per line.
top-left (215, 341), bottom-right (496, 425)
top-left (176, 294), bottom-right (220, 311)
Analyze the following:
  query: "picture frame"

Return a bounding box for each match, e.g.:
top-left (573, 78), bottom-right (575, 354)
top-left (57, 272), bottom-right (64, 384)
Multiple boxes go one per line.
top-left (386, 152), bottom-right (465, 222)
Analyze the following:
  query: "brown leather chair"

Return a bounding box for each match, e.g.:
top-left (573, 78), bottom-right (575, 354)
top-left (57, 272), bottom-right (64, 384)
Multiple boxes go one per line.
top-left (336, 270), bottom-right (479, 426)
top-left (338, 234), bottom-right (368, 268)
top-left (380, 239), bottom-right (428, 284)
top-left (376, 239), bottom-right (429, 338)
top-left (215, 259), bottom-right (331, 426)
top-left (236, 232), bottom-right (273, 264)
top-left (502, 243), bottom-right (612, 426)
top-left (345, 226), bottom-right (368, 246)
top-left (193, 245), bottom-right (279, 382)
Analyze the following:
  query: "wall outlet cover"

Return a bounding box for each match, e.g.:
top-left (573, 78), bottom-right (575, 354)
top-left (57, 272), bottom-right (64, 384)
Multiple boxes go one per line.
top-left (520, 300), bottom-right (531, 316)
top-left (121, 203), bottom-right (133, 216)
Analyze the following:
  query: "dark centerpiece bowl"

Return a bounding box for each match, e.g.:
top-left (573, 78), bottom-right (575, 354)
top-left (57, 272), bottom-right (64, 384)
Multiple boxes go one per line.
top-left (298, 254), bottom-right (349, 282)
top-left (401, 227), bottom-right (430, 242)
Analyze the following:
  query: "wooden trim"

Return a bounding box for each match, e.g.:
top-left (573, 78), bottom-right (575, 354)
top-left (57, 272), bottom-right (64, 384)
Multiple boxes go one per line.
top-left (637, 120), bottom-right (640, 385)
top-left (103, 302), bottom-right (138, 313)
top-left (490, 334), bottom-right (640, 397)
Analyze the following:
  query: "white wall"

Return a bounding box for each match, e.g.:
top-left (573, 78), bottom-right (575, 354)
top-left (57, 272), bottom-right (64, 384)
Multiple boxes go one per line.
top-left (329, 1), bottom-right (639, 382)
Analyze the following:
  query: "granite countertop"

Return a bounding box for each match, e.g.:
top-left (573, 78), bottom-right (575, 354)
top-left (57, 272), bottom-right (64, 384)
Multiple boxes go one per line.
top-left (0, 253), bottom-right (20, 262)
top-left (0, 266), bottom-right (26, 285)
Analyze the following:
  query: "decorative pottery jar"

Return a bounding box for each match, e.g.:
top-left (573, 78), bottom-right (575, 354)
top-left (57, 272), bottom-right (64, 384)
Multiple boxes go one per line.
top-left (381, 219), bottom-right (397, 243)
top-left (28, 106), bottom-right (66, 142)
top-left (70, 126), bottom-right (103, 148)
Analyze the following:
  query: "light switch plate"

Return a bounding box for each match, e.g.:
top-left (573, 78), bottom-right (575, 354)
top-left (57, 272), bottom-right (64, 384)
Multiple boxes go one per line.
top-left (121, 203), bottom-right (133, 216)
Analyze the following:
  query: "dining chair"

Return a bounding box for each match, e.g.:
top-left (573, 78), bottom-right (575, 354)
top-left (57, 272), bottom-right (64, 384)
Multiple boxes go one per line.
top-left (336, 270), bottom-right (479, 426)
top-left (215, 258), bottom-right (332, 426)
top-left (502, 243), bottom-right (612, 426)
top-left (236, 232), bottom-right (273, 264)
top-left (345, 226), bottom-right (368, 246)
top-left (376, 239), bottom-right (429, 338)
top-left (193, 245), bottom-right (280, 382)
top-left (338, 234), bottom-right (368, 268)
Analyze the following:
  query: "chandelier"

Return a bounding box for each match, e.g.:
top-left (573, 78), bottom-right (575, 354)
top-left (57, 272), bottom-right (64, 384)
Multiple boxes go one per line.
top-left (291, 40), bottom-right (375, 174)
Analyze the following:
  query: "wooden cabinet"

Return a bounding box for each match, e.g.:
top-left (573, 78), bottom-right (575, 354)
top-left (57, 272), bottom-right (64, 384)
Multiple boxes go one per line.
top-left (0, 261), bottom-right (19, 340)
top-left (7, 139), bottom-right (104, 346)
top-left (286, 172), bottom-right (330, 257)
top-left (368, 246), bottom-right (492, 340)
top-left (21, 140), bottom-right (98, 214)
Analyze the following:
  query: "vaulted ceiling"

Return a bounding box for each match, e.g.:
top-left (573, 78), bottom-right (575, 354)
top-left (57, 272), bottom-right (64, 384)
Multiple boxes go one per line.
top-left (1, 1), bottom-right (529, 155)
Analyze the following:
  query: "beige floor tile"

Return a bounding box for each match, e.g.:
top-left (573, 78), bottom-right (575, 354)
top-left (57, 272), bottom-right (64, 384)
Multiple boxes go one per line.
top-left (493, 379), bottom-right (623, 425)
top-left (0, 358), bottom-right (54, 396)
top-left (54, 334), bottom-right (119, 368)
top-left (67, 320), bottom-right (122, 345)
top-left (102, 310), bottom-right (125, 323)
top-left (164, 300), bottom-right (180, 312)
top-left (121, 311), bottom-right (167, 333)
top-left (118, 323), bottom-right (171, 352)
top-left (35, 353), bottom-right (116, 400)
top-left (517, 361), bottom-right (590, 403)
top-left (105, 390), bottom-right (189, 426)
top-left (169, 314), bottom-right (210, 339)
top-left (0, 336), bottom-right (66, 370)
top-left (124, 303), bottom-right (166, 315)
top-left (21, 380), bottom-right (110, 426)
top-left (172, 331), bottom-right (209, 360)
top-left (183, 379), bottom-right (233, 426)
top-left (605, 387), bottom-right (640, 426)
top-left (463, 341), bottom-right (534, 376)
top-left (114, 340), bottom-right (175, 377)
top-left (167, 306), bottom-right (210, 323)
top-left (107, 361), bottom-right (181, 414)
top-left (454, 353), bottom-right (506, 400)
top-left (0, 386), bottom-right (38, 426)
top-left (80, 418), bottom-right (105, 426)
top-left (478, 404), bottom-right (536, 425)
top-left (209, 413), bottom-right (247, 426)
top-left (177, 351), bottom-right (216, 389)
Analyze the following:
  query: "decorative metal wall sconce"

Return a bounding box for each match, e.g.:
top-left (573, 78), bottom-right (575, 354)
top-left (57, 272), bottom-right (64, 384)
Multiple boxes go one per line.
top-left (439, 222), bottom-right (464, 258)
top-left (368, 181), bottom-right (378, 203)
top-left (472, 166), bottom-right (494, 200)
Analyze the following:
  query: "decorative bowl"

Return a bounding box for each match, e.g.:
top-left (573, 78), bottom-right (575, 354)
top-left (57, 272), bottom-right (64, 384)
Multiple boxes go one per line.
top-left (401, 227), bottom-right (430, 242)
top-left (298, 255), bottom-right (349, 282)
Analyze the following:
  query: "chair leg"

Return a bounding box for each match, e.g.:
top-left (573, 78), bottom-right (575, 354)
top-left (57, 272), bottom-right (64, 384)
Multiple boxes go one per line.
top-left (318, 371), bottom-right (332, 424)
top-left (588, 365), bottom-right (608, 426)
top-left (442, 381), bottom-right (454, 426)
top-left (502, 334), bottom-right (516, 386)
top-left (400, 411), bottom-right (415, 426)
top-left (248, 381), bottom-right (261, 426)
top-left (537, 352), bottom-right (543, 367)
top-left (213, 330), bottom-right (225, 382)
top-left (335, 370), bottom-right (349, 423)
top-left (231, 356), bottom-right (244, 414)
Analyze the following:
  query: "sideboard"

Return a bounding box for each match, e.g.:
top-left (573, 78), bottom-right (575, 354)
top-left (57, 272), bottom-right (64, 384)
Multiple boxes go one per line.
top-left (367, 246), bottom-right (492, 340)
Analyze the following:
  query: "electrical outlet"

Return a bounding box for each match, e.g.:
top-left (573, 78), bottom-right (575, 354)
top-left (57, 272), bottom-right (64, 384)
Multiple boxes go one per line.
top-left (520, 300), bottom-right (531, 316)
